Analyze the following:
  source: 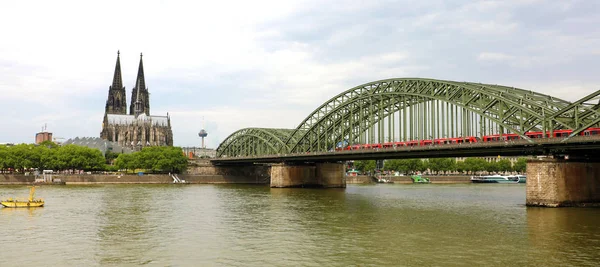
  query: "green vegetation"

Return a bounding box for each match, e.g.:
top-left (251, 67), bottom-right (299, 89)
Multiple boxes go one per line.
top-left (376, 157), bottom-right (529, 175)
top-left (513, 158), bottom-right (527, 173)
top-left (0, 143), bottom-right (188, 174)
top-left (0, 143), bottom-right (105, 172)
top-left (384, 159), bottom-right (428, 174)
top-left (114, 146), bottom-right (188, 173)
top-left (353, 160), bottom-right (376, 173)
top-left (427, 158), bottom-right (456, 175)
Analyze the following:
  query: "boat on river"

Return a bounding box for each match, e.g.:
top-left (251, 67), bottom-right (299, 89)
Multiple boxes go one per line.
top-left (470, 175), bottom-right (523, 184)
top-left (411, 175), bottom-right (430, 183)
top-left (1, 187), bottom-right (44, 208)
top-left (513, 175), bottom-right (526, 183)
top-left (376, 177), bottom-right (393, 183)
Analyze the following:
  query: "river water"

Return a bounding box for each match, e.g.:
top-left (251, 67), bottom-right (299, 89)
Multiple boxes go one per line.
top-left (1, 184), bottom-right (599, 266)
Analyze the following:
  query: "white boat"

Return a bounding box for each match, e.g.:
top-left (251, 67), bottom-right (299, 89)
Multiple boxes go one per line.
top-left (470, 175), bottom-right (519, 183)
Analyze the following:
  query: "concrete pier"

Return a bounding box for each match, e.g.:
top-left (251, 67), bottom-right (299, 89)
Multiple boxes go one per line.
top-left (270, 162), bottom-right (346, 188)
top-left (315, 163), bottom-right (346, 188)
top-left (526, 158), bottom-right (600, 207)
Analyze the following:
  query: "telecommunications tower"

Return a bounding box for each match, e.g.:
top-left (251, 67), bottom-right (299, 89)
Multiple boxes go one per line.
top-left (198, 117), bottom-right (208, 148)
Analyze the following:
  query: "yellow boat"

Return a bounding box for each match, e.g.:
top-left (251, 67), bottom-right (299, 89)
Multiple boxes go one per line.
top-left (1, 187), bottom-right (44, 208)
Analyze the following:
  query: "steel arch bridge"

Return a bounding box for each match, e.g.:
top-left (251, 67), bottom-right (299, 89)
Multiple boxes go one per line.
top-left (217, 78), bottom-right (600, 158)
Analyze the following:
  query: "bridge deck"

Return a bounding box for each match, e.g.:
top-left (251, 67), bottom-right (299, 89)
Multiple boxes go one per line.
top-left (212, 136), bottom-right (600, 164)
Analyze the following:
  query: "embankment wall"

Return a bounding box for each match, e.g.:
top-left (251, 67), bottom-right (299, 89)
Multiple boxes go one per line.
top-left (1, 164), bottom-right (271, 185)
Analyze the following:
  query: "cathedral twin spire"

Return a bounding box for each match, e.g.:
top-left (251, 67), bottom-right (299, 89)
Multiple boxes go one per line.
top-left (104, 51), bottom-right (150, 116)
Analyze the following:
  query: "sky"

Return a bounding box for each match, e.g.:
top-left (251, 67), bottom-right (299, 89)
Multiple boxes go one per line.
top-left (0, 0), bottom-right (599, 148)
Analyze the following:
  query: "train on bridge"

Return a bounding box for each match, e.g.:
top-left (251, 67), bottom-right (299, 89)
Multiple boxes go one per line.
top-left (336, 127), bottom-right (600, 151)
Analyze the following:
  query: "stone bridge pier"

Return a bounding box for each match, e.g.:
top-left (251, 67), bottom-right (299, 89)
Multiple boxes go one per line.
top-left (527, 158), bottom-right (600, 207)
top-left (270, 162), bottom-right (346, 188)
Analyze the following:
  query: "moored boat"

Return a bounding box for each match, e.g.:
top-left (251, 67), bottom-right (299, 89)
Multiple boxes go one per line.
top-left (376, 177), bottom-right (393, 183)
top-left (411, 175), bottom-right (430, 183)
top-left (1, 187), bottom-right (45, 208)
top-left (470, 175), bottom-right (518, 184)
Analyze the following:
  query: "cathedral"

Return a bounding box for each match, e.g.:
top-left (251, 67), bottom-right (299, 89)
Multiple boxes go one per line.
top-left (100, 52), bottom-right (173, 149)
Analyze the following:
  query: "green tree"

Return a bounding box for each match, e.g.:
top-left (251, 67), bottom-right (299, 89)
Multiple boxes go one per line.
top-left (455, 161), bottom-right (466, 174)
top-left (513, 158), bottom-right (528, 173)
top-left (354, 160), bottom-right (377, 174)
top-left (497, 159), bottom-right (513, 173)
top-left (464, 158), bottom-right (487, 174)
top-left (428, 158), bottom-right (455, 174)
top-left (485, 160), bottom-right (499, 173)
top-left (104, 151), bottom-right (120, 164)
top-left (115, 153), bottom-right (134, 172)
top-left (428, 158), bottom-right (444, 174)
top-left (383, 159), bottom-right (401, 171)
top-left (38, 140), bottom-right (59, 149)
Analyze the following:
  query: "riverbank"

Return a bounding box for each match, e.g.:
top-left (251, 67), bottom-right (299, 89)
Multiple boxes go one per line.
top-left (0, 174), bottom-right (266, 185)
top-left (1, 173), bottom-right (471, 185)
top-left (346, 175), bottom-right (472, 184)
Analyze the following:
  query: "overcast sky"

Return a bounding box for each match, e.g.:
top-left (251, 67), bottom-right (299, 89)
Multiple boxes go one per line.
top-left (1, 0), bottom-right (598, 148)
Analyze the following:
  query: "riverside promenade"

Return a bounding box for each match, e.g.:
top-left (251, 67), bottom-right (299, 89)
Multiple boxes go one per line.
top-left (346, 175), bottom-right (472, 184)
top-left (1, 173), bottom-right (471, 185)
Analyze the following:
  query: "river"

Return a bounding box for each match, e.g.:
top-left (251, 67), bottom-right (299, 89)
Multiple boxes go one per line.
top-left (1, 184), bottom-right (599, 266)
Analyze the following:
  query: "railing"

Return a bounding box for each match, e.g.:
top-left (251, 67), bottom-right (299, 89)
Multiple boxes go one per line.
top-left (215, 135), bottom-right (600, 161)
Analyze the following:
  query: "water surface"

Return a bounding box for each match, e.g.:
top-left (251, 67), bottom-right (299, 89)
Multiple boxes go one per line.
top-left (1, 184), bottom-right (599, 266)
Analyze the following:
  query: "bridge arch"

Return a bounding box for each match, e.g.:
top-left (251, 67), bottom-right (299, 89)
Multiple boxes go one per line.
top-left (284, 78), bottom-right (576, 153)
top-left (217, 78), bottom-right (600, 157)
top-left (216, 128), bottom-right (298, 157)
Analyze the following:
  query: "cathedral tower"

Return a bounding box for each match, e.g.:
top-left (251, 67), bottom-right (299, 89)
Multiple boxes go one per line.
top-left (101, 52), bottom-right (173, 148)
top-left (129, 53), bottom-right (150, 116)
top-left (104, 51), bottom-right (127, 114)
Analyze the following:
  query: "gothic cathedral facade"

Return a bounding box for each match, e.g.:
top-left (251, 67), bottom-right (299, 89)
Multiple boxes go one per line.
top-left (100, 52), bottom-right (173, 149)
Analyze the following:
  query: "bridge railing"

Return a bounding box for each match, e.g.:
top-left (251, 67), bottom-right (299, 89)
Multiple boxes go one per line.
top-left (216, 135), bottom-right (600, 160)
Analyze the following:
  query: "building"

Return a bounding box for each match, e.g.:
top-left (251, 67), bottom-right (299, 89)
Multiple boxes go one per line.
top-left (35, 131), bottom-right (53, 144)
top-left (100, 52), bottom-right (173, 150)
top-left (63, 137), bottom-right (133, 155)
top-left (182, 147), bottom-right (217, 158)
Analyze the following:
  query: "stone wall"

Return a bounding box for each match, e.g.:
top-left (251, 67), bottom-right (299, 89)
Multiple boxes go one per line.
top-left (527, 158), bottom-right (600, 207)
top-left (270, 164), bottom-right (316, 188)
top-left (1, 174), bottom-right (35, 184)
top-left (346, 175), bottom-right (374, 184)
top-left (184, 163), bottom-right (270, 184)
top-left (270, 163), bottom-right (346, 188)
top-left (1, 163), bottom-right (271, 185)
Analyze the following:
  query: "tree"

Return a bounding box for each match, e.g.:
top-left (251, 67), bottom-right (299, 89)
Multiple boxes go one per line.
top-left (485, 160), bottom-right (499, 173)
top-left (428, 158), bottom-right (444, 174)
top-left (463, 158), bottom-right (487, 174)
top-left (104, 151), bottom-right (120, 164)
top-left (383, 159), bottom-right (401, 171)
top-left (115, 153), bottom-right (134, 172)
top-left (38, 140), bottom-right (59, 149)
top-left (114, 146), bottom-right (188, 173)
top-left (455, 161), bottom-right (466, 174)
top-left (513, 158), bottom-right (527, 173)
top-left (497, 159), bottom-right (513, 173)
top-left (354, 160), bottom-right (376, 174)
top-left (428, 158), bottom-right (455, 174)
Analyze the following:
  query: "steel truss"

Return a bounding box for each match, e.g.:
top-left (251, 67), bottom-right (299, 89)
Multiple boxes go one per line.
top-left (217, 78), bottom-right (600, 157)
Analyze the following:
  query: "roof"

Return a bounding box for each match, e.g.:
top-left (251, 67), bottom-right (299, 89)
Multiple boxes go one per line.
top-left (62, 137), bottom-right (133, 154)
top-left (106, 114), bottom-right (169, 126)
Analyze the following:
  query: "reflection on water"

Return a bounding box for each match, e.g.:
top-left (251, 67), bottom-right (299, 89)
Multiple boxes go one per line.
top-left (527, 207), bottom-right (600, 266)
top-left (1, 184), bottom-right (599, 266)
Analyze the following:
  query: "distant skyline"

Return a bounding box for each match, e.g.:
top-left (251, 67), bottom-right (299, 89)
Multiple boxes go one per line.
top-left (1, 0), bottom-right (599, 148)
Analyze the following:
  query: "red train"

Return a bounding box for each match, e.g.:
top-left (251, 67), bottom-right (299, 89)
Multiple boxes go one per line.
top-left (336, 127), bottom-right (600, 151)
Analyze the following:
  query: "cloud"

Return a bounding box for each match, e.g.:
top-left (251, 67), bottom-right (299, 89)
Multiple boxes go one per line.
top-left (477, 52), bottom-right (515, 62)
top-left (0, 0), bottom-right (599, 148)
